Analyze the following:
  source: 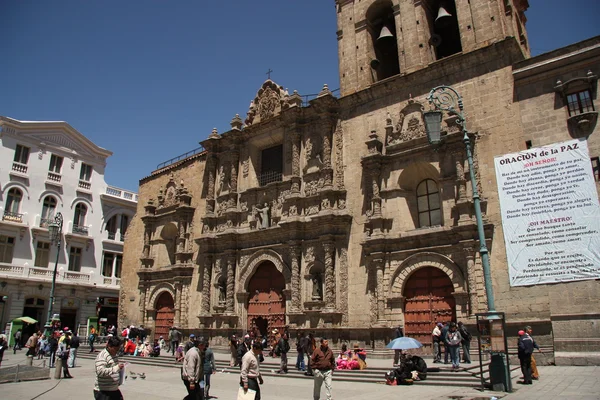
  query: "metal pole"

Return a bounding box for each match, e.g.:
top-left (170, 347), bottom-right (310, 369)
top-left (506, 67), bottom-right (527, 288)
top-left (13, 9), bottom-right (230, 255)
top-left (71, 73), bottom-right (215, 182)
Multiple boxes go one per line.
top-left (427, 86), bottom-right (496, 312)
top-left (45, 213), bottom-right (63, 336)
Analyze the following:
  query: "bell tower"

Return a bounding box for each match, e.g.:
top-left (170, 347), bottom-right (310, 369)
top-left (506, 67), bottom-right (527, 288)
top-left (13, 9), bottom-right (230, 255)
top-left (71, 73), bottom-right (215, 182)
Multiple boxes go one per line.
top-left (335, 0), bottom-right (530, 96)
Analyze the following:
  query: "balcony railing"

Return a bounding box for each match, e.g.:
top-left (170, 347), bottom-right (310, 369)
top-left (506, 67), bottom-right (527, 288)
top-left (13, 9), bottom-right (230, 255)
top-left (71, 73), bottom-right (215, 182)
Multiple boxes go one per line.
top-left (47, 171), bottom-right (62, 183)
top-left (107, 232), bottom-right (116, 240)
top-left (2, 211), bottom-right (23, 223)
top-left (78, 180), bottom-right (91, 190)
top-left (259, 170), bottom-right (283, 187)
top-left (73, 224), bottom-right (89, 235)
top-left (11, 162), bottom-right (28, 174)
top-left (106, 186), bottom-right (138, 202)
top-left (40, 218), bottom-right (52, 228)
top-left (0, 264), bottom-right (119, 287)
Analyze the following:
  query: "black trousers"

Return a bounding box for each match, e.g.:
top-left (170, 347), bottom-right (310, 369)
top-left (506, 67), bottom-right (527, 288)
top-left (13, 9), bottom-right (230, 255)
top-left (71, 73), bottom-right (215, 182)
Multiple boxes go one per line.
top-left (520, 354), bottom-right (532, 383)
top-left (240, 377), bottom-right (261, 400)
top-left (94, 390), bottom-right (124, 400)
top-left (183, 379), bottom-right (203, 400)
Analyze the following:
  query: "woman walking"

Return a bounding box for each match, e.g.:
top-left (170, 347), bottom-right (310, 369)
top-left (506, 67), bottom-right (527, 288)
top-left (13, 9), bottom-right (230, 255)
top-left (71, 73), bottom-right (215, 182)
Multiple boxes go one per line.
top-left (445, 323), bottom-right (463, 371)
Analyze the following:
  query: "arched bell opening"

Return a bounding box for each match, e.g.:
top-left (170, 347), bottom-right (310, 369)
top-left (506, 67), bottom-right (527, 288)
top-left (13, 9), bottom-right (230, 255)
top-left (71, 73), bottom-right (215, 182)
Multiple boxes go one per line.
top-left (426, 0), bottom-right (462, 60)
top-left (367, 0), bottom-right (400, 82)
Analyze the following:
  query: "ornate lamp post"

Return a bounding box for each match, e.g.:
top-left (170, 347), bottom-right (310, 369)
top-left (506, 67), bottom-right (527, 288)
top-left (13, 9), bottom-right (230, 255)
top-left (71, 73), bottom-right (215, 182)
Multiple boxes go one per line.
top-left (424, 86), bottom-right (496, 313)
top-left (45, 212), bottom-right (63, 334)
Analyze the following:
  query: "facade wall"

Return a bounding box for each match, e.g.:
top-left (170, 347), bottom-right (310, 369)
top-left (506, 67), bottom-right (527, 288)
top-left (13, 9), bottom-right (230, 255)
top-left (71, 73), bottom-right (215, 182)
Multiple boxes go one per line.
top-left (0, 117), bottom-right (136, 336)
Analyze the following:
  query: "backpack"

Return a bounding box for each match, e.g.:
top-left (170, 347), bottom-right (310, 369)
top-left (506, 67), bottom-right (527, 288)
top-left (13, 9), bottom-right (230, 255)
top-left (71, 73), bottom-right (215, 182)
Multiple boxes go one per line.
top-left (448, 331), bottom-right (461, 346)
top-left (284, 340), bottom-right (290, 354)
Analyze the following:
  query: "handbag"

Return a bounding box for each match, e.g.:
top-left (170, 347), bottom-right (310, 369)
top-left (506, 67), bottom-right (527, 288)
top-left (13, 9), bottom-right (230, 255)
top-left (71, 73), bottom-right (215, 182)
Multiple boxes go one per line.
top-left (237, 387), bottom-right (256, 400)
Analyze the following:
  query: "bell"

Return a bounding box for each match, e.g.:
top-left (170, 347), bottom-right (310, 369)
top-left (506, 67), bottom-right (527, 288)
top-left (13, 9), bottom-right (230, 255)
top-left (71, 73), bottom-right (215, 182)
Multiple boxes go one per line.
top-left (434, 6), bottom-right (453, 28)
top-left (370, 59), bottom-right (381, 69)
top-left (377, 26), bottom-right (394, 42)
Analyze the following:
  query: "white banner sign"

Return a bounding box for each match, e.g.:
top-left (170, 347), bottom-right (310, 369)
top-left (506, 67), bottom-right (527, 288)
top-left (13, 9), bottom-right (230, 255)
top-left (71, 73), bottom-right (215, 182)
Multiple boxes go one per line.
top-left (494, 139), bottom-right (600, 287)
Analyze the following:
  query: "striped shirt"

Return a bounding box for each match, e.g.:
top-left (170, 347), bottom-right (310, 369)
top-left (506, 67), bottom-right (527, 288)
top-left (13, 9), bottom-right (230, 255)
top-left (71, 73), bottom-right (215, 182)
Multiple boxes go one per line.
top-left (94, 348), bottom-right (120, 391)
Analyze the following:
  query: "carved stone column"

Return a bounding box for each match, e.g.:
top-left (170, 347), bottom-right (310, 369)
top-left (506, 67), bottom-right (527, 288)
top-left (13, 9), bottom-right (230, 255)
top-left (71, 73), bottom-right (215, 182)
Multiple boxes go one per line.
top-left (462, 247), bottom-right (478, 315)
top-left (230, 150), bottom-right (239, 192)
top-left (371, 170), bottom-right (382, 217)
top-left (322, 125), bottom-right (332, 168)
top-left (323, 241), bottom-right (335, 310)
top-left (174, 282), bottom-right (182, 325)
top-left (290, 133), bottom-right (301, 177)
top-left (226, 257), bottom-right (235, 314)
top-left (373, 258), bottom-right (386, 325)
top-left (206, 155), bottom-right (217, 214)
top-left (289, 243), bottom-right (302, 312)
top-left (454, 149), bottom-right (467, 201)
top-left (201, 256), bottom-right (212, 315)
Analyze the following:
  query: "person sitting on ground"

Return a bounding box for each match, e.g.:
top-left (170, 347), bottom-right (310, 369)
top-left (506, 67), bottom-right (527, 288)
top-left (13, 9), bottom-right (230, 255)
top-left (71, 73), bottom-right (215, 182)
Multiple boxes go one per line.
top-left (336, 343), bottom-right (353, 370)
top-left (352, 343), bottom-right (368, 370)
top-left (175, 344), bottom-right (185, 363)
top-left (123, 338), bottom-right (136, 355)
top-left (151, 339), bottom-right (161, 357)
top-left (399, 351), bottom-right (428, 381)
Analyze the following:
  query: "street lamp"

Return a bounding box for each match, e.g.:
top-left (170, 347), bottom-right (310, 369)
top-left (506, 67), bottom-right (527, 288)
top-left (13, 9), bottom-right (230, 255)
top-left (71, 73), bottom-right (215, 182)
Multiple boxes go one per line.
top-left (45, 212), bottom-right (63, 335)
top-left (424, 85), bottom-right (496, 313)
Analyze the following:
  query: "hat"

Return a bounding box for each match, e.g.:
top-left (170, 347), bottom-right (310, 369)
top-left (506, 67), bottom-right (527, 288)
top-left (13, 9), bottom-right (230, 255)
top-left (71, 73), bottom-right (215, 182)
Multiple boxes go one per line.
top-left (159, 336), bottom-right (163, 339)
top-left (437, 323), bottom-right (443, 327)
top-left (353, 343), bottom-right (360, 349)
top-left (518, 330), bottom-right (525, 336)
top-left (244, 334), bottom-right (250, 339)
top-left (63, 327), bottom-right (69, 331)
top-left (189, 334), bottom-right (196, 338)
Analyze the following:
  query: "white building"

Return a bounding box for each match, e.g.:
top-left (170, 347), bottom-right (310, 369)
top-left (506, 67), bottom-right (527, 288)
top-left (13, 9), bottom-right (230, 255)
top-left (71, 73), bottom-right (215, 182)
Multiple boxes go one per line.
top-left (0, 116), bottom-right (136, 338)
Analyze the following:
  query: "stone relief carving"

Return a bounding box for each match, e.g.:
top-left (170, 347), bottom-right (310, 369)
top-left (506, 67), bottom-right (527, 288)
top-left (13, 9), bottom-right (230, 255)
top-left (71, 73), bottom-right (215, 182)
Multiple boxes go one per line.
top-left (289, 205), bottom-right (298, 216)
top-left (386, 99), bottom-right (427, 146)
top-left (304, 135), bottom-right (322, 173)
top-left (245, 80), bottom-right (295, 126)
top-left (304, 245), bottom-right (316, 265)
top-left (312, 273), bottom-right (323, 301)
top-left (339, 247), bottom-right (349, 324)
top-left (333, 121), bottom-right (344, 189)
top-left (255, 203), bottom-right (270, 229)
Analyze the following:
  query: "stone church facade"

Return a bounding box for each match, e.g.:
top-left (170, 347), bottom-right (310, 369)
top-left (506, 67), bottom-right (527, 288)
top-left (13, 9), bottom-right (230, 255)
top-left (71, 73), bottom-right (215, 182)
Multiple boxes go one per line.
top-left (119, 0), bottom-right (600, 362)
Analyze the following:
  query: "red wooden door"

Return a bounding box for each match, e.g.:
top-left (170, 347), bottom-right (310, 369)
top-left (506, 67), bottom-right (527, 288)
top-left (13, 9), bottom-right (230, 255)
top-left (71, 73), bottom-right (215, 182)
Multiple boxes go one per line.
top-left (403, 267), bottom-right (455, 346)
top-left (247, 262), bottom-right (286, 337)
top-left (155, 292), bottom-right (175, 339)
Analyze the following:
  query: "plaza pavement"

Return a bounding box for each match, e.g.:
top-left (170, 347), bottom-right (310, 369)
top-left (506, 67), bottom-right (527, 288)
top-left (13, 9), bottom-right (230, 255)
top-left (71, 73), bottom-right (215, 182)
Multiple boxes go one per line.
top-left (0, 350), bottom-right (598, 400)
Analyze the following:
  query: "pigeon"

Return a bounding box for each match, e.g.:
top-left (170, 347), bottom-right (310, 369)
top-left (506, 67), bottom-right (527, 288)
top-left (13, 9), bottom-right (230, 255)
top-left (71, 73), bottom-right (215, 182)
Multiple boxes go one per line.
top-left (139, 373), bottom-right (146, 380)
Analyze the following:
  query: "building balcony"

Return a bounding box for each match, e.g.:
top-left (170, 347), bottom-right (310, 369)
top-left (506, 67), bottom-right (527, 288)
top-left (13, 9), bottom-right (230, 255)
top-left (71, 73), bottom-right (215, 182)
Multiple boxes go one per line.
top-left (47, 171), bottom-right (62, 183)
top-left (0, 264), bottom-right (121, 288)
top-left (2, 211), bottom-right (23, 224)
top-left (72, 224), bottom-right (89, 236)
top-left (259, 170), bottom-right (283, 187)
top-left (11, 162), bottom-right (28, 175)
top-left (78, 179), bottom-right (92, 190)
top-left (104, 185), bottom-right (138, 203)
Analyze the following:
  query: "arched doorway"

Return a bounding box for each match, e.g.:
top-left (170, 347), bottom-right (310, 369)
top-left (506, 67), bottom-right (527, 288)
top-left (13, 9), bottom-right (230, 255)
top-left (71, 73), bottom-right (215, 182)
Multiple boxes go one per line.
top-left (247, 261), bottom-right (286, 338)
top-left (154, 292), bottom-right (174, 339)
top-left (403, 267), bottom-right (455, 346)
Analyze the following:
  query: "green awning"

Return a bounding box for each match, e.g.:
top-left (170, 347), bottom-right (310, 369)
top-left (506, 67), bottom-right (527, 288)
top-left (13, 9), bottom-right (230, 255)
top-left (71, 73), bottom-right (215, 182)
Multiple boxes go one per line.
top-left (13, 316), bottom-right (38, 324)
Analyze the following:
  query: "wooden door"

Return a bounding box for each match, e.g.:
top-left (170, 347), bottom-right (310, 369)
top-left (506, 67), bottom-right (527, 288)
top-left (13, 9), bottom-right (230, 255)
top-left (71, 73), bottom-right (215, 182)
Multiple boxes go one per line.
top-left (155, 292), bottom-right (175, 339)
top-left (247, 262), bottom-right (286, 337)
top-left (404, 267), bottom-right (455, 346)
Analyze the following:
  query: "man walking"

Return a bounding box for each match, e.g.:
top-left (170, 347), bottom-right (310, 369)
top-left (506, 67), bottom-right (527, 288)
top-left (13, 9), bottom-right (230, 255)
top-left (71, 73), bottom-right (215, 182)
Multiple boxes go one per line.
top-left (303, 332), bottom-right (315, 376)
top-left (171, 326), bottom-right (181, 356)
top-left (89, 325), bottom-right (97, 353)
top-left (68, 332), bottom-right (80, 368)
top-left (240, 342), bottom-right (264, 400)
top-left (276, 332), bottom-right (290, 374)
top-left (203, 339), bottom-right (215, 399)
top-left (181, 337), bottom-right (205, 400)
top-left (311, 337), bottom-right (335, 400)
top-left (48, 331), bottom-right (59, 368)
top-left (13, 329), bottom-right (22, 353)
top-left (94, 336), bottom-right (125, 400)
top-left (393, 325), bottom-right (404, 365)
top-left (518, 327), bottom-right (535, 385)
top-left (295, 331), bottom-right (305, 371)
top-left (441, 321), bottom-right (450, 364)
top-left (457, 321), bottom-right (472, 363)
top-left (432, 323), bottom-right (442, 363)
top-left (237, 334), bottom-right (251, 367)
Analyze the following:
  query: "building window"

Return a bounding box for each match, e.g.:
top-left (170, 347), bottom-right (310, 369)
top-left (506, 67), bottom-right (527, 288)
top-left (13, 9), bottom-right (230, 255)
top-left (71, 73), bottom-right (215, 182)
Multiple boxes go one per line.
top-left (592, 156), bottom-right (599, 182)
top-left (5, 188), bottom-right (23, 214)
top-left (41, 196), bottom-right (57, 227)
top-left (34, 241), bottom-right (51, 268)
top-left (120, 215), bottom-right (129, 241)
top-left (68, 247), bottom-right (82, 272)
top-left (567, 90), bottom-right (595, 116)
top-left (0, 235), bottom-right (15, 263)
top-left (14, 144), bottom-right (30, 164)
top-left (49, 154), bottom-right (63, 173)
top-left (105, 215), bottom-right (117, 240)
top-left (417, 179), bottom-right (442, 227)
top-left (73, 203), bottom-right (88, 234)
top-left (102, 252), bottom-right (115, 277)
top-left (79, 163), bottom-right (93, 182)
top-left (114, 254), bottom-right (123, 278)
top-left (259, 145), bottom-right (283, 186)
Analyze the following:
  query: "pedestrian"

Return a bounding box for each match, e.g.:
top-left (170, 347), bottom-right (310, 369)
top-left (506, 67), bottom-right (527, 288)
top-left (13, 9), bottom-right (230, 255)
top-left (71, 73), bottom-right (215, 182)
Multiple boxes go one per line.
top-left (89, 325), bottom-right (97, 353)
top-left (59, 332), bottom-right (73, 378)
top-left (203, 339), bottom-right (215, 399)
top-left (38, 334), bottom-right (48, 359)
top-left (303, 332), bottom-right (316, 376)
top-left (48, 331), bottom-right (59, 368)
top-left (518, 328), bottom-right (534, 384)
top-left (13, 329), bottom-right (22, 353)
top-left (311, 337), bottom-right (335, 400)
top-left (393, 325), bottom-right (404, 365)
top-left (276, 332), bottom-right (290, 374)
top-left (94, 336), bottom-right (125, 400)
top-left (457, 321), bottom-right (472, 364)
top-left (237, 334), bottom-right (251, 367)
top-left (296, 331), bottom-right (306, 371)
top-left (446, 323), bottom-right (462, 371)
top-left (68, 332), bottom-right (80, 368)
top-left (240, 342), bottom-right (264, 400)
top-left (525, 326), bottom-right (542, 380)
top-left (171, 326), bottom-right (182, 356)
top-left (441, 321), bottom-right (450, 364)
top-left (181, 337), bottom-right (205, 400)
top-left (25, 331), bottom-right (39, 357)
top-left (431, 323), bottom-right (442, 363)
top-left (0, 334), bottom-right (7, 367)
top-left (167, 327), bottom-right (174, 354)
top-left (229, 335), bottom-right (238, 367)
top-left (184, 334), bottom-right (197, 353)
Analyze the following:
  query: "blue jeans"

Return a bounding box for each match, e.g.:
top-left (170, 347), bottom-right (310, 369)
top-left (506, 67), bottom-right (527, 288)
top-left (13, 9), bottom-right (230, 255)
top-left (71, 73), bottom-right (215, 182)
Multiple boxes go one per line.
top-left (296, 351), bottom-right (305, 370)
top-left (448, 345), bottom-right (460, 368)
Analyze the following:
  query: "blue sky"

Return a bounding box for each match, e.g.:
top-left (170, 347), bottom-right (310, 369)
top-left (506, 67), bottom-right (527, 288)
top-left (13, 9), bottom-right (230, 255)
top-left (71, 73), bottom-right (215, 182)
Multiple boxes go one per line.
top-left (1, 0), bottom-right (598, 192)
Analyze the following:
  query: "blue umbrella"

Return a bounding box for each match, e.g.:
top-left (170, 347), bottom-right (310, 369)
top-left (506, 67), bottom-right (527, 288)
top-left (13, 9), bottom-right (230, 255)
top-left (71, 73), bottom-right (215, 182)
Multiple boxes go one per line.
top-left (386, 337), bottom-right (423, 350)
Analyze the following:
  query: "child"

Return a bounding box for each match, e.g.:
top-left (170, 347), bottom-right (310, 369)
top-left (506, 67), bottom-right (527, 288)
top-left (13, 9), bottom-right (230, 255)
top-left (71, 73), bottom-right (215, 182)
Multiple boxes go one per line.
top-left (175, 344), bottom-right (184, 363)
